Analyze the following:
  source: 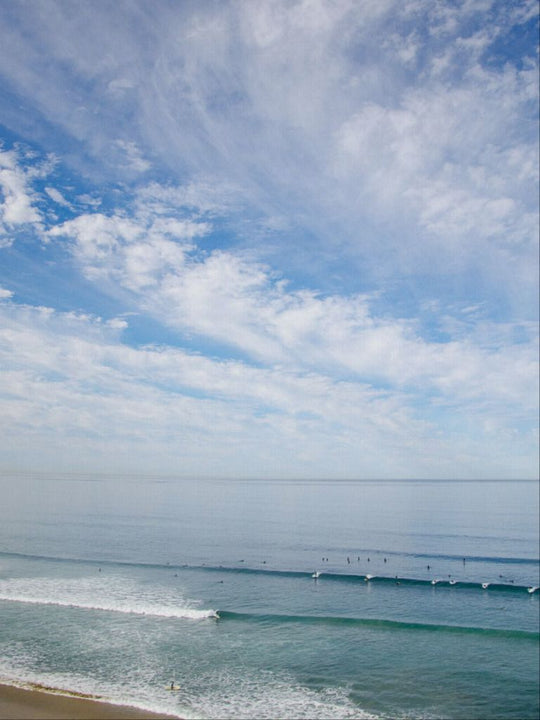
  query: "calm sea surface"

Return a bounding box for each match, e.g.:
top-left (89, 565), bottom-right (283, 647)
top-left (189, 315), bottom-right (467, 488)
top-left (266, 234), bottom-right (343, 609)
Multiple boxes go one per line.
top-left (0, 475), bottom-right (538, 719)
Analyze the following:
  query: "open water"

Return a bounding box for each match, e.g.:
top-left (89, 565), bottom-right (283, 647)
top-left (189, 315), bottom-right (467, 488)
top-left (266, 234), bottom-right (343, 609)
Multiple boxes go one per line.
top-left (0, 475), bottom-right (538, 719)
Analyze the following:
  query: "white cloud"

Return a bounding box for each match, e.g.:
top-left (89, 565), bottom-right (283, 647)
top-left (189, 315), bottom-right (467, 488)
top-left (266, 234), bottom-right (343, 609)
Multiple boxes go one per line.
top-left (113, 140), bottom-right (151, 174)
top-left (135, 180), bottom-right (242, 217)
top-left (44, 186), bottom-right (72, 208)
top-left (47, 196), bottom-right (539, 428)
top-left (49, 210), bottom-right (209, 291)
top-left (0, 1), bottom-right (537, 478)
top-left (107, 77), bottom-right (136, 95)
top-left (106, 317), bottom-right (128, 330)
top-left (333, 64), bottom-right (538, 260)
top-left (0, 299), bottom-right (536, 478)
top-left (76, 193), bottom-right (102, 208)
top-left (0, 148), bottom-right (42, 240)
top-left (0, 0), bottom-right (536, 301)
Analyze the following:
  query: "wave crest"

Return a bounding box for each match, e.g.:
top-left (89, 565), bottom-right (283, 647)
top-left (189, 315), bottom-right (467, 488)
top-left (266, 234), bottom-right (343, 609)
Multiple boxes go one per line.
top-left (0, 577), bottom-right (218, 619)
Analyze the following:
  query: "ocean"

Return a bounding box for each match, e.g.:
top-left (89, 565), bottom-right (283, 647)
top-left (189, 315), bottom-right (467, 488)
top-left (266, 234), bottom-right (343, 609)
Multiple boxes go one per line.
top-left (0, 475), bottom-right (538, 719)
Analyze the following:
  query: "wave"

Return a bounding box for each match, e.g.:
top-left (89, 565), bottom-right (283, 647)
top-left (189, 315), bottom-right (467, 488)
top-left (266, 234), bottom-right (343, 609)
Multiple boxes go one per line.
top-left (1, 551), bottom-right (538, 593)
top-left (194, 566), bottom-right (540, 593)
top-left (216, 610), bottom-right (539, 641)
top-left (0, 577), bottom-right (218, 620)
top-left (0, 594), bottom-right (219, 619)
top-left (0, 667), bottom-right (373, 720)
top-left (0, 671), bottom-right (188, 720)
top-left (297, 573), bottom-right (540, 593)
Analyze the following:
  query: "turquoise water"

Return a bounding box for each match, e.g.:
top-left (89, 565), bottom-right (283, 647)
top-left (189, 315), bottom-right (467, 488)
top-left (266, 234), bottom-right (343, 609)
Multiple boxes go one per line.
top-left (0, 475), bottom-right (538, 719)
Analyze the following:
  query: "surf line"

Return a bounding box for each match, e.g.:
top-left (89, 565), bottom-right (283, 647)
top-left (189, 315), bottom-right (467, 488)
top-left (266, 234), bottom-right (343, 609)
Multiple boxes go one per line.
top-left (169, 562), bottom-right (538, 592)
top-left (214, 610), bottom-right (539, 640)
top-left (305, 572), bottom-right (539, 593)
top-left (179, 562), bottom-right (538, 594)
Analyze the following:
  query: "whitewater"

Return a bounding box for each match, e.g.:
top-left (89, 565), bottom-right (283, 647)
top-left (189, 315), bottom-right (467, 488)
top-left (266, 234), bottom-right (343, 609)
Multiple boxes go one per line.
top-left (0, 475), bottom-right (538, 719)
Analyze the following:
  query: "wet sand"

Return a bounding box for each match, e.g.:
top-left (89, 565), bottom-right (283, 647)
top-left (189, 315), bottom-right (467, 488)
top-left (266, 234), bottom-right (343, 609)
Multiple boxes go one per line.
top-left (0, 683), bottom-right (180, 719)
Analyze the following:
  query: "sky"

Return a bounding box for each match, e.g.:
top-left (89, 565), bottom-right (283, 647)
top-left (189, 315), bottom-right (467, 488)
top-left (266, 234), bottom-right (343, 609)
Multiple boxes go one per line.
top-left (0, 0), bottom-right (538, 480)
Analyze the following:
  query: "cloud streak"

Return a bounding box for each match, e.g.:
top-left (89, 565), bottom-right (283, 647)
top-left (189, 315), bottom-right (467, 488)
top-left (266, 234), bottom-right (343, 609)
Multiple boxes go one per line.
top-left (0, 298), bottom-right (536, 479)
top-left (49, 197), bottom-right (538, 414)
top-left (0, 0), bottom-right (537, 478)
top-left (1, 2), bottom-right (537, 281)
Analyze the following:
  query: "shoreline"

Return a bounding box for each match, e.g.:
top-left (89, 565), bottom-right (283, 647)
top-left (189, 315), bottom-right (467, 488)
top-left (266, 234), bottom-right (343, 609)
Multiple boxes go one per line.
top-left (0, 683), bottom-right (181, 720)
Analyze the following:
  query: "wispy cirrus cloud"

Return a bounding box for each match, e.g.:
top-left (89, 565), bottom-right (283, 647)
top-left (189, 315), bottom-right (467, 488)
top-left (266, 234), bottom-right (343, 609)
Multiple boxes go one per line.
top-left (0, 0), bottom-right (537, 478)
top-left (0, 1), bottom-right (536, 296)
top-left (0, 298), bottom-right (536, 478)
top-left (50, 199), bottom-right (537, 404)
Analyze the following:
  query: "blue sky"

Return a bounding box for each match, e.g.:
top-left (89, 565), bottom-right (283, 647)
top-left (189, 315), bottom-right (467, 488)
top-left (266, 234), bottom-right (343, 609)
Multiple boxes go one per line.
top-left (0, 0), bottom-right (538, 479)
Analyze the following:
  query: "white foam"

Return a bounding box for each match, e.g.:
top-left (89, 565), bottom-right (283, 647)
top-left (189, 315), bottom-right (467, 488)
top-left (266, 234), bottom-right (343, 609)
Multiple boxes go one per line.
top-left (182, 668), bottom-right (378, 720)
top-left (0, 575), bottom-right (377, 719)
top-left (0, 576), bottom-right (218, 619)
top-left (0, 660), bottom-right (377, 720)
top-left (0, 631), bottom-right (378, 720)
top-left (0, 662), bottom-right (190, 719)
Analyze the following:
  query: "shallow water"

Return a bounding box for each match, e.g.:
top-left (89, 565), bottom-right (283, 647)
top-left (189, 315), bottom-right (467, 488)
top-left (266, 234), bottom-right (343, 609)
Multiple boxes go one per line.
top-left (0, 475), bottom-right (538, 719)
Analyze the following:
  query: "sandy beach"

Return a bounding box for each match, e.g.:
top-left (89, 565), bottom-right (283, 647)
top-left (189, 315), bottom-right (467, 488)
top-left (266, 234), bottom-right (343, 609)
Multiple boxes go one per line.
top-left (0, 684), bottom-right (180, 720)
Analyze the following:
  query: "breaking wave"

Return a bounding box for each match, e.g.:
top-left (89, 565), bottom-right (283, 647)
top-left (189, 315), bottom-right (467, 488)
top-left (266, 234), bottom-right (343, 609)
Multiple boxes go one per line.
top-left (0, 576), bottom-right (218, 619)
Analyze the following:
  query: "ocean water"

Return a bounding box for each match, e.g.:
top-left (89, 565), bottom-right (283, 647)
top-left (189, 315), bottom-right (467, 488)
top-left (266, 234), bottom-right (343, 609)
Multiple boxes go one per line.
top-left (0, 475), bottom-right (538, 720)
